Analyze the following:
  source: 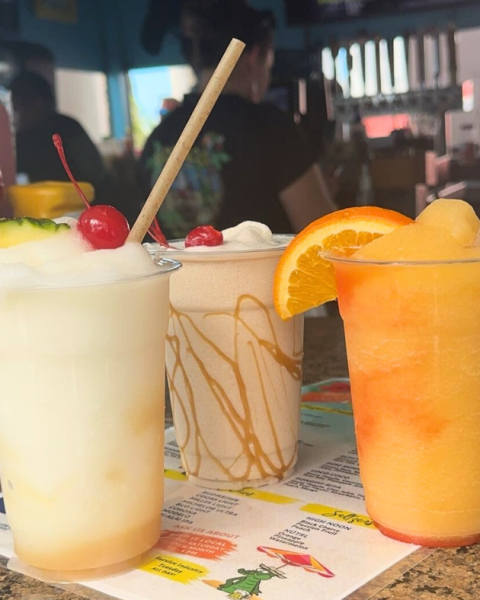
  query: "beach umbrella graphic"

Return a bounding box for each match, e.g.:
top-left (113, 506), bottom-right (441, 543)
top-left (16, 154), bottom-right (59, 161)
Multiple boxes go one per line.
top-left (257, 546), bottom-right (335, 578)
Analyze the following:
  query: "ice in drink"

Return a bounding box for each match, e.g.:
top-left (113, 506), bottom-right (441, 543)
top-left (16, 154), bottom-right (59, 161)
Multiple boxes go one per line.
top-left (158, 222), bottom-right (304, 490)
top-left (0, 217), bottom-right (180, 573)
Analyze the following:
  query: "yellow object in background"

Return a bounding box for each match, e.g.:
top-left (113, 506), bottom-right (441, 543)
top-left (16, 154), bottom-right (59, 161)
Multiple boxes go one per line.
top-left (7, 181), bottom-right (94, 219)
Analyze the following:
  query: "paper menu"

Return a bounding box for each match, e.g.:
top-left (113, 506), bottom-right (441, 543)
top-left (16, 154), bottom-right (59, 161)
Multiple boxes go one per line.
top-left (0, 381), bottom-right (419, 600)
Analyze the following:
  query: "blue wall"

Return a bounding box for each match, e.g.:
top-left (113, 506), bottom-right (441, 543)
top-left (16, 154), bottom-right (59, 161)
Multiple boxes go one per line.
top-left (2, 0), bottom-right (106, 71)
top-left (2, 0), bottom-right (183, 71)
top-left (109, 0), bottom-right (184, 70)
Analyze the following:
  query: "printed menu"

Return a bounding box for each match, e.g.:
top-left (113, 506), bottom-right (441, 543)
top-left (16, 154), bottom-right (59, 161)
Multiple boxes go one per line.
top-left (0, 380), bottom-right (419, 600)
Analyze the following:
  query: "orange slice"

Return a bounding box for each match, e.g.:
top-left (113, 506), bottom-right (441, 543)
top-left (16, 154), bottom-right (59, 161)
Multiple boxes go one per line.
top-left (274, 207), bottom-right (413, 320)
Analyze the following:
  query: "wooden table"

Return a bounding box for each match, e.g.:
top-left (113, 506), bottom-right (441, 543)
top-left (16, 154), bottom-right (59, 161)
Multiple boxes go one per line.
top-left (1, 317), bottom-right (479, 600)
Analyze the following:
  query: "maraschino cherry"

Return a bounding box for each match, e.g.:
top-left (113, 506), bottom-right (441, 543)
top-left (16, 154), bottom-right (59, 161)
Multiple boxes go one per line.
top-left (53, 134), bottom-right (130, 249)
top-left (185, 225), bottom-right (223, 247)
top-left (77, 205), bottom-right (130, 250)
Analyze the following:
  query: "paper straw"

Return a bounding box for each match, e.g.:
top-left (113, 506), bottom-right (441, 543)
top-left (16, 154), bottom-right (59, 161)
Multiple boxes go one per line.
top-left (127, 38), bottom-right (246, 243)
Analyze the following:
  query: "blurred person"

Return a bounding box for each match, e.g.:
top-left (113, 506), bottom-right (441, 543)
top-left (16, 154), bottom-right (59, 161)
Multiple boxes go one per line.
top-left (138, 0), bottom-right (335, 239)
top-left (160, 97), bottom-right (180, 122)
top-left (9, 72), bottom-right (137, 222)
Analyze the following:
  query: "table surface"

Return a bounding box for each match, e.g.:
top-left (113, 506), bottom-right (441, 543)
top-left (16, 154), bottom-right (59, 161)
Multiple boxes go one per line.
top-left (1, 317), bottom-right (479, 600)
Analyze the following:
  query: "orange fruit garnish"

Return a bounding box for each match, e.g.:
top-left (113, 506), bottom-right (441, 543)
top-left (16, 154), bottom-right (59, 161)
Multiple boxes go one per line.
top-left (274, 207), bottom-right (413, 320)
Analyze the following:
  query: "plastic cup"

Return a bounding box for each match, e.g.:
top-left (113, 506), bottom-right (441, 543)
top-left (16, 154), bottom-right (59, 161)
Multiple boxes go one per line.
top-left (331, 254), bottom-right (480, 547)
top-left (0, 257), bottom-right (180, 577)
top-left (162, 243), bottom-right (304, 490)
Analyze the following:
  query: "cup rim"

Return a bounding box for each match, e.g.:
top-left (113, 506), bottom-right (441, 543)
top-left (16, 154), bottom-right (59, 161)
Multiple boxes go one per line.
top-left (2, 256), bottom-right (182, 293)
top-left (323, 250), bottom-right (480, 267)
top-left (145, 234), bottom-right (293, 260)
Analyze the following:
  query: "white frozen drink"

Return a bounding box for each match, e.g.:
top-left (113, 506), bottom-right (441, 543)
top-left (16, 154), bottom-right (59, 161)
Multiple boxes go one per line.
top-left (0, 219), bottom-right (179, 575)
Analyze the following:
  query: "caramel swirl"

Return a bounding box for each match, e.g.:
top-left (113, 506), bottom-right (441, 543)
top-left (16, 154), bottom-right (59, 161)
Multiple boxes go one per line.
top-left (166, 294), bottom-right (303, 484)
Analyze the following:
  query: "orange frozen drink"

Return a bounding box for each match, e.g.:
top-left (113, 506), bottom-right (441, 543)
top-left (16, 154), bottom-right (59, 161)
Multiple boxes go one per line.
top-left (275, 200), bottom-right (480, 547)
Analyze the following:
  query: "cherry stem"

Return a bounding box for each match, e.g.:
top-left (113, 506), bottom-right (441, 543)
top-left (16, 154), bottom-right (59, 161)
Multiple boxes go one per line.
top-left (52, 134), bottom-right (90, 209)
top-left (148, 216), bottom-right (171, 248)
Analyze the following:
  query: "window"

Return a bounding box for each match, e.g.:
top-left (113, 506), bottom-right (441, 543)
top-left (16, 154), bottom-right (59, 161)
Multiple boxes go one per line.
top-left (55, 68), bottom-right (111, 143)
top-left (128, 65), bottom-right (196, 152)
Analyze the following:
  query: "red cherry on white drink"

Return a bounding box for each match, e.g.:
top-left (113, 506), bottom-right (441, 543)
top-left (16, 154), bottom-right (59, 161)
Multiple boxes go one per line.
top-left (78, 205), bottom-right (130, 250)
top-left (185, 225), bottom-right (223, 247)
top-left (53, 133), bottom-right (130, 250)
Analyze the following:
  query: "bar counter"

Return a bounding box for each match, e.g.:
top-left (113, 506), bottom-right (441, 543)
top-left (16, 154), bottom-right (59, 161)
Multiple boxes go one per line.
top-left (1, 317), bottom-right (479, 599)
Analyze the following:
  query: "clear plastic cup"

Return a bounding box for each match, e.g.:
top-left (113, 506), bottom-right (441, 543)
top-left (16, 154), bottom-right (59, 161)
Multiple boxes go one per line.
top-left (330, 254), bottom-right (480, 547)
top-left (0, 257), bottom-right (180, 577)
top-left (160, 243), bottom-right (304, 490)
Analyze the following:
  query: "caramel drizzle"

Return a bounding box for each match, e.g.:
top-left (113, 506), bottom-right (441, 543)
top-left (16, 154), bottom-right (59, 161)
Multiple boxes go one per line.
top-left (166, 294), bottom-right (302, 483)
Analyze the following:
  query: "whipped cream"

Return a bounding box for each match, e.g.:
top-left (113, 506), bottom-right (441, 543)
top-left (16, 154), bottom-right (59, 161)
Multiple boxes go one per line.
top-left (158, 221), bottom-right (292, 254)
top-left (0, 218), bottom-right (162, 294)
top-left (222, 221), bottom-right (275, 249)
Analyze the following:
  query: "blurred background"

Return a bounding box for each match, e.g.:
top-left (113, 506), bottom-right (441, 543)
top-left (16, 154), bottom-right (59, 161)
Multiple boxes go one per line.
top-left (1, 0), bottom-right (480, 220)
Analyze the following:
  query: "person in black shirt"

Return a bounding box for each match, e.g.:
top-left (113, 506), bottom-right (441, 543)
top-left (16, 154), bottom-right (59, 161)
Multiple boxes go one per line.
top-left (138, 0), bottom-right (335, 238)
top-left (9, 72), bottom-right (137, 223)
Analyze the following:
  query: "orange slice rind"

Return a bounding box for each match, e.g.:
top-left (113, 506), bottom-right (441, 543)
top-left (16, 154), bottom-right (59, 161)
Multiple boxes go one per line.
top-left (274, 207), bottom-right (413, 320)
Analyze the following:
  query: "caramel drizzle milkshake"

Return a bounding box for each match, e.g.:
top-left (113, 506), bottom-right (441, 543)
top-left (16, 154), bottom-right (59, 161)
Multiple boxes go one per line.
top-left (160, 223), bottom-right (305, 490)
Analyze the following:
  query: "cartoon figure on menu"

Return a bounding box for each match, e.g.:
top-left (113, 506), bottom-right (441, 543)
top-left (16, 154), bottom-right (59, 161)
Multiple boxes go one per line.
top-left (204, 546), bottom-right (334, 599)
top-left (217, 564), bottom-right (286, 599)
